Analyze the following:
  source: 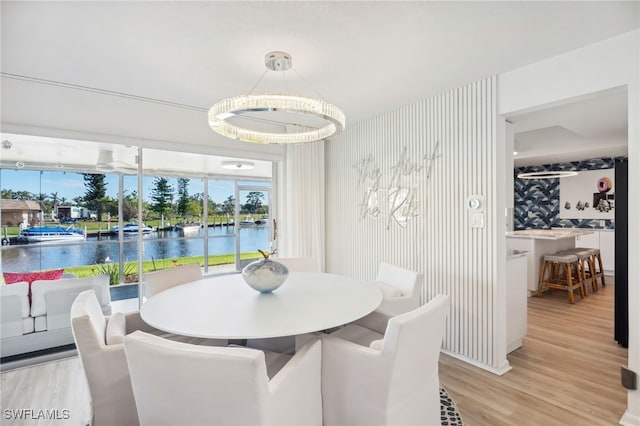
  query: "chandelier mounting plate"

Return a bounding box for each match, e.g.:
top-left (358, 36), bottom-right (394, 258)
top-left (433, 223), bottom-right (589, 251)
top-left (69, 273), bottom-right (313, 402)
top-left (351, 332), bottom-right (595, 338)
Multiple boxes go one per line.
top-left (265, 51), bottom-right (292, 72)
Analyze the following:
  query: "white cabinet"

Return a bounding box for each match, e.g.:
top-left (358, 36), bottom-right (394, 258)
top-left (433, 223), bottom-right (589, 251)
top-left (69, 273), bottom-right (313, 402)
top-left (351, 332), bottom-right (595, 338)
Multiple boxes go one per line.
top-left (599, 231), bottom-right (615, 274)
top-left (574, 230), bottom-right (615, 274)
top-left (575, 232), bottom-right (599, 249)
top-left (506, 252), bottom-right (528, 353)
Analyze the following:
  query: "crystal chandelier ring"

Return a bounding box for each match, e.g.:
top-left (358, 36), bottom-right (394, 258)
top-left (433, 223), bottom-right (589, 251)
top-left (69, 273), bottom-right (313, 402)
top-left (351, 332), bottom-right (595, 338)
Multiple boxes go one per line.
top-left (208, 51), bottom-right (345, 144)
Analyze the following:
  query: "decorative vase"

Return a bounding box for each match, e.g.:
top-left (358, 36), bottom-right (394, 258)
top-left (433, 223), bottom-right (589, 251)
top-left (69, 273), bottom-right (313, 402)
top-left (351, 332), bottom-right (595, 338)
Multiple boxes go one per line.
top-left (242, 250), bottom-right (289, 293)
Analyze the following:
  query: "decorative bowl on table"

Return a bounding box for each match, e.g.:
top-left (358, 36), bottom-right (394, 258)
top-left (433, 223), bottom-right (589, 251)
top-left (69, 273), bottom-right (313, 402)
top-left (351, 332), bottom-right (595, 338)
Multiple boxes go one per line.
top-left (242, 249), bottom-right (289, 293)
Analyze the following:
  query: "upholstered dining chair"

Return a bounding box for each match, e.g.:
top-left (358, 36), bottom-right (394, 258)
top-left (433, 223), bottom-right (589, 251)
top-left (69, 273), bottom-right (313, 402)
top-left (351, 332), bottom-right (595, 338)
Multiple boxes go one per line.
top-left (274, 256), bottom-right (320, 272)
top-left (355, 261), bottom-right (423, 334)
top-left (142, 262), bottom-right (202, 298)
top-left (70, 289), bottom-right (158, 426)
top-left (71, 289), bottom-right (226, 426)
top-left (124, 331), bottom-right (322, 426)
top-left (315, 294), bottom-right (450, 426)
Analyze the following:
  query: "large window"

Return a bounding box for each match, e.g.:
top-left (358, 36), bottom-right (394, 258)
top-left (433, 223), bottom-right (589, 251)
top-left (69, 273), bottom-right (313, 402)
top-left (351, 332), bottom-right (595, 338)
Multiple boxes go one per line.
top-left (0, 136), bottom-right (273, 294)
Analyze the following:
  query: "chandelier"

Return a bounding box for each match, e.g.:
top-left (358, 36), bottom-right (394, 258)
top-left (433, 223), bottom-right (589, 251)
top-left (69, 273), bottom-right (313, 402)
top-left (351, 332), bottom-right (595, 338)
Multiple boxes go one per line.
top-left (208, 51), bottom-right (345, 144)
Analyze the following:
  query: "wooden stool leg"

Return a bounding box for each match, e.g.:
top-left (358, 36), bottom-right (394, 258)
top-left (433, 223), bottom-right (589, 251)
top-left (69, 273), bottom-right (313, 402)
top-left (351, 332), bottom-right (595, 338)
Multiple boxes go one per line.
top-left (596, 253), bottom-right (606, 287)
top-left (587, 257), bottom-right (598, 291)
top-left (578, 260), bottom-right (587, 299)
top-left (566, 263), bottom-right (575, 304)
top-left (577, 262), bottom-right (586, 298)
top-left (538, 260), bottom-right (549, 297)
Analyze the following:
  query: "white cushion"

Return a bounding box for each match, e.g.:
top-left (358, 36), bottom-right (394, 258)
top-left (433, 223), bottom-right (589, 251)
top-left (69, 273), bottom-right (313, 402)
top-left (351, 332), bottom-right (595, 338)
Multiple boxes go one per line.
top-left (34, 315), bottom-right (46, 332)
top-left (369, 339), bottom-right (384, 350)
top-left (22, 316), bottom-right (34, 334)
top-left (31, 275), bottom-right (110, 317)
top-left (106, 312), bottom-right (127, 345)
top-left (0, 282), bottom-right (30, 318)
top-left (373, 280), bottom-right (403, 298)
top-left (330, 323), bottom-right (384, 347)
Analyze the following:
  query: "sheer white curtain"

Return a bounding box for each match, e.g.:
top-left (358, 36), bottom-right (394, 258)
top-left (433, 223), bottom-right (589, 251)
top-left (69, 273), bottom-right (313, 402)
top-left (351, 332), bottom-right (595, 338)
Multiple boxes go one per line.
top-left (278, 141), bottom-right (325, 272)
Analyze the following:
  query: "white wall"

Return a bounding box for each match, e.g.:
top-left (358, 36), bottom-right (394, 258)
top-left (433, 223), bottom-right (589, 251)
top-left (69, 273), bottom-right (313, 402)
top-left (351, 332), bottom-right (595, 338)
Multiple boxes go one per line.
top-left (1, 76), bottom-right (285, 162)
top-left (498, 29), bottom-right (640, 425)
top-left (325, 77), bottom-right (510, 373)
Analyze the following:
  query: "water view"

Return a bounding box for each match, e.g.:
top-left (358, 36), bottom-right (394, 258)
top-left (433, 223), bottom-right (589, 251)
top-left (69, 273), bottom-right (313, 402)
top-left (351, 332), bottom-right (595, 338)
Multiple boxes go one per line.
top-left (1, 226), bottom-right (270, 273)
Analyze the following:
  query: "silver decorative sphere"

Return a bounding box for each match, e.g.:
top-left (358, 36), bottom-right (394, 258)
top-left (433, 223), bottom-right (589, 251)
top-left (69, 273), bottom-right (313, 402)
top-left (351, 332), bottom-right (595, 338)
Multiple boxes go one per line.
top-left (242, 258), bottom-right (289, 293)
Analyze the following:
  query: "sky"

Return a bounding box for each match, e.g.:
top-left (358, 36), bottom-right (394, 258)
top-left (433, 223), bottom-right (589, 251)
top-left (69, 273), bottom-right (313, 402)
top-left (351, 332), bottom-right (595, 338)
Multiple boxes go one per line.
top-left (0, 169), bottom-right (269, 205)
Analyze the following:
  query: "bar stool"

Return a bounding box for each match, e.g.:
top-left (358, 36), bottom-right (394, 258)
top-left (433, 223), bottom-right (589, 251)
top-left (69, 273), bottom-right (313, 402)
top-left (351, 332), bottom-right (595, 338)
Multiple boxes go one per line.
top-left (585, 248), bottom-right (606, 289)
top-left (557, 248), bottom-right (598, 293)
top-left (537, 253), bottom-right (586, 304)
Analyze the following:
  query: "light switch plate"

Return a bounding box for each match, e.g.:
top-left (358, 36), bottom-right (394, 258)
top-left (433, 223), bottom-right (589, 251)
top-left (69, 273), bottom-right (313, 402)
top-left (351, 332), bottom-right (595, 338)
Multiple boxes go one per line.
top-left (471, 212), bottom-right (484, 228)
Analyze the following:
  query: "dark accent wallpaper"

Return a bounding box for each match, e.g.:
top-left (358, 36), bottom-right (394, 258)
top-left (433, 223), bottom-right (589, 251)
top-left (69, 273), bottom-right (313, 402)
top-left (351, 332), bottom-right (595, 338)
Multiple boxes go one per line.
top-left (513, 157), bottom-right (622, 230)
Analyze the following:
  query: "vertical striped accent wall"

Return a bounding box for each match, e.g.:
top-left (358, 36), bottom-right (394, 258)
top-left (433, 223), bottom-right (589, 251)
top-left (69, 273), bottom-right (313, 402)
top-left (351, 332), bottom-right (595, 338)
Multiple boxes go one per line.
top-left (325, 77), bottom-right (500, 368)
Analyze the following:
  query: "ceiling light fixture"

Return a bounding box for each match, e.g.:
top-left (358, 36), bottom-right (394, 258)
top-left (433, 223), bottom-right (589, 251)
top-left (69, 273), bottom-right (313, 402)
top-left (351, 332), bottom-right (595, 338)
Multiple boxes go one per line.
top-left (517, 171), bottom-right (578, 179)
top-left (221, 160), bottom-right (255, 170)
top-left (208, 51), bottom-right (345, 144)
top-left (96, 150), bottom-right (137, 174)
top-left (96, 150), bottom-right (116, 171)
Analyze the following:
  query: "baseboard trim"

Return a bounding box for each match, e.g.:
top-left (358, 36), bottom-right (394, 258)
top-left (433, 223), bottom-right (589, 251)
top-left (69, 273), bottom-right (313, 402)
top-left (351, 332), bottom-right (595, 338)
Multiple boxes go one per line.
top-left (620, 409), bottom-right (640, 426)
top-left (0, 348), bottom-right (77, 372)
top-left (442, 349), bottom-right (512, 376)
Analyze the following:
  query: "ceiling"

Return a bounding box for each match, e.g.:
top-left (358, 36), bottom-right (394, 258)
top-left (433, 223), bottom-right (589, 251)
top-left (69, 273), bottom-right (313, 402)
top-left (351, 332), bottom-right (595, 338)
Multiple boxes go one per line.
top-left (1, 1), bottom-right (639, 170)
top-left (509, 87), bottom-right (629, 167)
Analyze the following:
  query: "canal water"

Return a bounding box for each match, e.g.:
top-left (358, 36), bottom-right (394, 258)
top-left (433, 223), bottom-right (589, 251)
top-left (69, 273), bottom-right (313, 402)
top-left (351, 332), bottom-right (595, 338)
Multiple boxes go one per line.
top-left (1, 226), bottom-right (271, 272)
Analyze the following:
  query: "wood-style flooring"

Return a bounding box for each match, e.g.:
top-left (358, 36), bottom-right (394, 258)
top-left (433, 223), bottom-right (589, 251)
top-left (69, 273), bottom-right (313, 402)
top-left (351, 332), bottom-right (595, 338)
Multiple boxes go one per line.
top-left (1, 276), bottom-right (627, 426)
top-left (440, 276), bottom-right (627, 425)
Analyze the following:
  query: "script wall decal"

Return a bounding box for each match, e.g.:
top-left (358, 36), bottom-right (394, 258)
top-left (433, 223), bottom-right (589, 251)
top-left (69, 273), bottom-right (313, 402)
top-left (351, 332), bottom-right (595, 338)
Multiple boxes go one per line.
top-left (354, 142), bottom-right (440, 229)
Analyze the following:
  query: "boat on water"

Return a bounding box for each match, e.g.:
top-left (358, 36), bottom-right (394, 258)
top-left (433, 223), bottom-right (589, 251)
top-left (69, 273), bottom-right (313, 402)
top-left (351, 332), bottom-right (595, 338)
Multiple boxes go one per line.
top-left (239, 216), bottom-right (256, 227)
top-left (254, 215), bottom-right (269, 226)
top-left (175, 222), bottom-right (201, 232)
top-left (17, 225), bottom-right (86, 243)
top-left (111, 222), bottom-right (154, 235)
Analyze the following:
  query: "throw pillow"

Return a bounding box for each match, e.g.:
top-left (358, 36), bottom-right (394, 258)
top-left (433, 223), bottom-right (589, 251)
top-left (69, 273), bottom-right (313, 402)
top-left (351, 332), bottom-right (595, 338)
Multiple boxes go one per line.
top-left (3, 269), bottom-right (65, 304)
top-left (3, 269), bottom-right (65, 285)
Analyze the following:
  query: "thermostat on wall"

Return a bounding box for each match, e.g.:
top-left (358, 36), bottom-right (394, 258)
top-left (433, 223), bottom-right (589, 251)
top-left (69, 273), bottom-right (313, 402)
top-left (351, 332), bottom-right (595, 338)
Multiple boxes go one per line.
top-left (466, 195), bottom-right (485, 211)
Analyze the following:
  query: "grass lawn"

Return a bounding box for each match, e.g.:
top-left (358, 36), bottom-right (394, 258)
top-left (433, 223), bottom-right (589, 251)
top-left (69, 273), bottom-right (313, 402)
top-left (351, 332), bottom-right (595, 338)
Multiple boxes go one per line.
top-left (62, 252), bottom-right (261, 285)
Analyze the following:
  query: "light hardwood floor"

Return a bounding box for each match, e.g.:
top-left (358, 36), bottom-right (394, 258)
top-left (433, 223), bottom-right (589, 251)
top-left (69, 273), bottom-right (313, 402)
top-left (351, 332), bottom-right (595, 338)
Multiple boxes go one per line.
top-left (1, 277), bottom-right (627, 426)
top-left (440, 276), bottom-right (627, 425)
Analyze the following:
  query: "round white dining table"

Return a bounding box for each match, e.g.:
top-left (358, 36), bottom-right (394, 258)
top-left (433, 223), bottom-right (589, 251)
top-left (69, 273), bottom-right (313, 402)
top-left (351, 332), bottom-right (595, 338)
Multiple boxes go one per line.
top-left (140, 272), bottom-right (382, 339)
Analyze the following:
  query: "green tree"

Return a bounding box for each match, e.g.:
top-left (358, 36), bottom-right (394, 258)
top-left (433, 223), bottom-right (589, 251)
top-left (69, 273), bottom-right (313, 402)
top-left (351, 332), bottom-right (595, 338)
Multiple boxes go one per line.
top-left (82, 173), bottom-right (108, 221)
top-left (222, 195), bottom-right (235, 216)
top-left (122, 190), bottom-right (138, 222)
top-left (176, 178), bottom-right (190, 217)
top-left (50, 192), bottom-right (59, 213)
top-left (244, 191), bottom-right (264, 214)
top-left (185, 198), bottom-right (202, 217)
top-left (150, 177), bottom-right (174, 219)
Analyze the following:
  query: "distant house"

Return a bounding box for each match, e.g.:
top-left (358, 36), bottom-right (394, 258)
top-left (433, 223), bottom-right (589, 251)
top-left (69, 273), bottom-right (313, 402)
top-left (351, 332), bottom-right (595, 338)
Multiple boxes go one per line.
top-left (0, 199), bottom-right (43, 227)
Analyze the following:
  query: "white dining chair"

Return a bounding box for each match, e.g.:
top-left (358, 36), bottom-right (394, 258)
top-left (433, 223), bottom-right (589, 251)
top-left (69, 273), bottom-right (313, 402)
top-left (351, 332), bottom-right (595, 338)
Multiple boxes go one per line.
top-left (355, 261), bottom-right (423, 334)
top-left (142, 262), bottom-right (202, 298)
top-left (71, 289), bottom-right (227, 426)
top-left (71, 289), bottom-right (155, 426)
top-left (316, 294), bottom-right (449, 426)
top-left (124, 331), bottom-right (322, 426)
top-left (274, 257), bottom-right (320, 272)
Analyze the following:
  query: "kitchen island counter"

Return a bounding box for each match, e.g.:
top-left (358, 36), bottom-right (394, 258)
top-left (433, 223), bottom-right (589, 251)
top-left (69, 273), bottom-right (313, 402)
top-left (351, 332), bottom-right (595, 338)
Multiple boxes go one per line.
top-left (506, 229), bottom-right (594, 240)
top-left (506, 229), bottom-right (593, 294)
